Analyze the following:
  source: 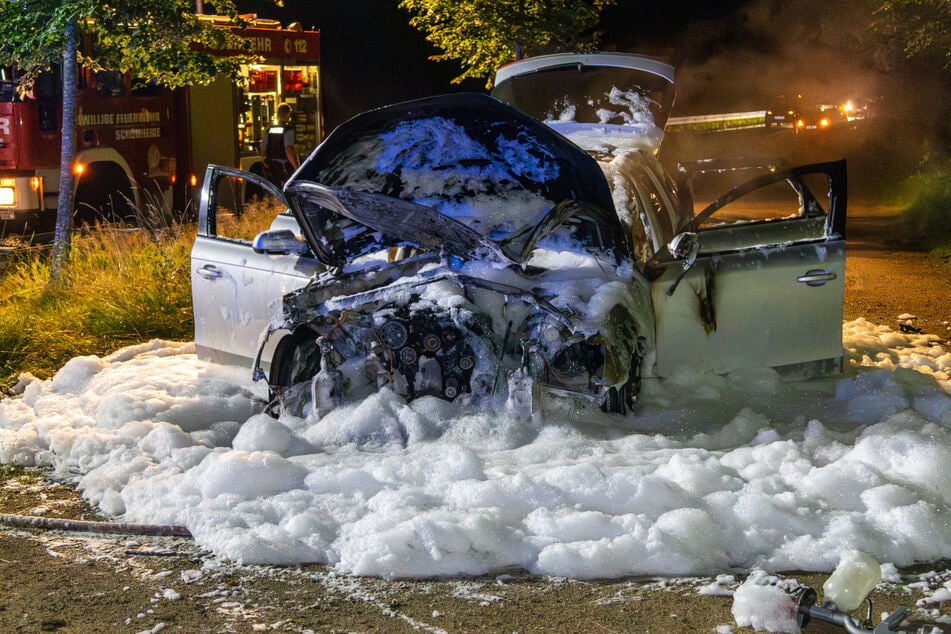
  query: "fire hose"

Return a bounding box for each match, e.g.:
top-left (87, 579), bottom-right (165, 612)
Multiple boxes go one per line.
top-left (0, 513), bottom-right (191, 537)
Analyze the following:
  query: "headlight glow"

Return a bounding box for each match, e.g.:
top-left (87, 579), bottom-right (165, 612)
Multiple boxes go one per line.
top-left (0, 182), bottom-right (14, 206)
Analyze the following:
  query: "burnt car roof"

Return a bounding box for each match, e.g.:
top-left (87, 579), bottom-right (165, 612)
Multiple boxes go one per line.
top-left (285, 93), bottom-right (618, 268)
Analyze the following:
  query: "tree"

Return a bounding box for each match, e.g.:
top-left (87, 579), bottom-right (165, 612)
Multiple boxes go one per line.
top-left (875, 0), bottom-right (951, 70)
top-left (399, 0), bottom-right (615, 87)
top-left (0, 0), bottom-right (253, 283)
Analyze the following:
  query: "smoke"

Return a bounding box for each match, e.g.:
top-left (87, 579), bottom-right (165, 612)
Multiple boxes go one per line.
top-left (671, 0), bottom-right (883, 112)
top-left (641, 0), bottom-right (951, 197)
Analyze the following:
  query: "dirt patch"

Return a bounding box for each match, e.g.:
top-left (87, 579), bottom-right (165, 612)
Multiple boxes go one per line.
top-left (1, 206), bottom-right (950, 633)
top-left (2, 483), bottom-right (950, 634)
top-left (1, 493), bottom-right (949, 634)
top-left (844, 204), bottom-right (951, 343)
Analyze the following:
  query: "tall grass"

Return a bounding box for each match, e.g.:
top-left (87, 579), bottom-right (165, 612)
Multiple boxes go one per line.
top-left (0, 222), bottom-right (195, 391)
top-left (0, 194), bottom-right (284, 392)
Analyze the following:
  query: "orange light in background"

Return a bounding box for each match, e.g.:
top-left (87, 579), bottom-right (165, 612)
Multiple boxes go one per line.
top-left (30, 176), bottom-right (41, 191)
top-left (819, 117), bottom-right (831, 128)
top-left (189, 173), bottom-right (197, 187)
top-left (74, 162), bottom-right (85, 176)
top-left (170, 173), bottom-right (177, 185)
top-left (796, 119), bottom-right (806, 129)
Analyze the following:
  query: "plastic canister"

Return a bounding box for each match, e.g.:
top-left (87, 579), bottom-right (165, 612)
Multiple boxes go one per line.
top-left (822, 551), bottom-right (882, 613)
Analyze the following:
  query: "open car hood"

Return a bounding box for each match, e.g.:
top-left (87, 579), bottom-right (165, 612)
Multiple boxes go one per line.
top-left (491, 52), bottom-right (676, 154)
top-left (285, 93), bottom-right (619, 268)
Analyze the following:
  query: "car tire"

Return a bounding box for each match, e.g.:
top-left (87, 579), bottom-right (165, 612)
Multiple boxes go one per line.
top-left (602, 385), bottom-right (628, 415)
top-left (602, 339), bottom-right (645, 416)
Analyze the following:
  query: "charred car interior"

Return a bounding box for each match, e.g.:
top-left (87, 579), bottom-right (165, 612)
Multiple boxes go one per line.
top-left (191, 53), bottom-right (847, 419)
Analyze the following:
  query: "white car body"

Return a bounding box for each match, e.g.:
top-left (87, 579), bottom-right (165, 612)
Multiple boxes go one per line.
top-left (191, 167), bottom-right (318, 373)
top-left (492, 52), bottom-right (845, 379)
top-left (190, 53), bottom-right (846, 414)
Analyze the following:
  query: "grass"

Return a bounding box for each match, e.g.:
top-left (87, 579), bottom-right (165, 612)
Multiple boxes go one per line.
top-left (0, 194), bottom-right (284, 392)
top-left (0, 222), bottom-right (195, 391)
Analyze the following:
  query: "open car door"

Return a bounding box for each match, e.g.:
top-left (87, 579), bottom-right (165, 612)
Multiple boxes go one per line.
top-left (190, 165), bottom-right (321, 369)
top-left (647, 161), bottom-right (847, 378)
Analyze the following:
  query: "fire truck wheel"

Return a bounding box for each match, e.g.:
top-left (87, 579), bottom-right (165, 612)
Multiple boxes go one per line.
top-left (74, 161), bottom-right (136, 225)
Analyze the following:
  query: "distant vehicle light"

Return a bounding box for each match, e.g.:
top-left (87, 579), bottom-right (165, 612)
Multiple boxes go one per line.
top-left (796, 119), bottom-right (806, 129)
top-left (819, 118), bottom-right (831, 128)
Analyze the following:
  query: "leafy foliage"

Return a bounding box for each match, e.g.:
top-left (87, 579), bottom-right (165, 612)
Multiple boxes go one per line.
top-left (399, 0), bottom-right (615, 86)
top-left (0, 0), bottom-right (255, 283)
top-left (0, 0), bottom-right (253, 88)
top-left (875, 0), bottom-right (951, 70)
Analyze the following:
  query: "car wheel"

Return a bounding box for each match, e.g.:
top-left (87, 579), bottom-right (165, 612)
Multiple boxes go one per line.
top-left (602, 385), bottom-right (628, 415)
top-left (601, 338), bottom-right (645, 415)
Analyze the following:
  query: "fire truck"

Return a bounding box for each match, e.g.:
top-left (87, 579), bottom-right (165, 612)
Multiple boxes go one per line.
top-left (0, 16), bottom-right (321, 232)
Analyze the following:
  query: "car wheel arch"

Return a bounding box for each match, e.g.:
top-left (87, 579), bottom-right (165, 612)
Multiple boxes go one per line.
top-left (265, 327), bottom-right (323, 394)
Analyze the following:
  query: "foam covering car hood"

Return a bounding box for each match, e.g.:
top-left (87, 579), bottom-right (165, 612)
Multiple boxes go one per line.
top-left (285, 93), bottom-right (616, 268)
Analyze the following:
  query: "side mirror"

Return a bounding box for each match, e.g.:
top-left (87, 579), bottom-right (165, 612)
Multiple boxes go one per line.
top-left (668, 231), bottom-right (699, 261)
top-left (666, 232), bottom-right (700, 296)
top-left (252, 229), bottom-right (310, 255)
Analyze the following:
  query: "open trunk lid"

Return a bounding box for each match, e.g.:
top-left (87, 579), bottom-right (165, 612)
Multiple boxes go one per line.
top-left (491, 52), bottom-right (676, 154)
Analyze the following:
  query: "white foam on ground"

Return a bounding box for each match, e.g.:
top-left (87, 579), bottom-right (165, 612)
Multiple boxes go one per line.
top-left (1, 320), bottom-right (949, 580)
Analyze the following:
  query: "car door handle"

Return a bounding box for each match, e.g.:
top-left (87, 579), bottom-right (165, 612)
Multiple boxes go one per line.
top-left (796, 269), bottom-right (837, 286)
top-left (197, 264), bottom-right (224, 280)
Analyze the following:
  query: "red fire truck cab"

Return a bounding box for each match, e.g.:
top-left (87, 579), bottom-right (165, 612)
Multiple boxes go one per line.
top-left (0, 16), bottom-right (321, 233)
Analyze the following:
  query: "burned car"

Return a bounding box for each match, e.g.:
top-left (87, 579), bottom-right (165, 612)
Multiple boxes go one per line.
top-left (191, 53), bottom-right (847, 418)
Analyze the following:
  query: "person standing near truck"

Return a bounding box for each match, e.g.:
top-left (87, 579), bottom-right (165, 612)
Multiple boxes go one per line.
top-left (260, 102), bottom-right (299, 186)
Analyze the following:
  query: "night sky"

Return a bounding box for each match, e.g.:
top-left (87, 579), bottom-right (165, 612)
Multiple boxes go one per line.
top-left (238, 0), bottom-right (755, 129)
top-left (235, 0), bottom-right (946, 185)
